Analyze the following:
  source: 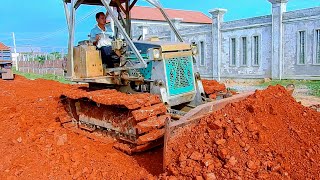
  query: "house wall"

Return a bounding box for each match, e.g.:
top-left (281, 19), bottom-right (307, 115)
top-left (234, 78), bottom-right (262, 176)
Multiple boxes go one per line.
top-left (282, 7), bottom-right (320, 79)
top-left (219, 16), bottom-right (273, 79)
top-left (129, 1), bottom-right (320, 80)
top-left (131, 19), bottom-right (210, 41)
top-left (0, 50), bottom-right (12, 61)
top-left (211, 2), bottom-right (320, 80)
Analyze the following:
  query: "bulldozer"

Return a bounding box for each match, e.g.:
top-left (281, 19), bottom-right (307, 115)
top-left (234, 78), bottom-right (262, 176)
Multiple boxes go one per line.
top-left (60, 0), bottom-right (241, 156)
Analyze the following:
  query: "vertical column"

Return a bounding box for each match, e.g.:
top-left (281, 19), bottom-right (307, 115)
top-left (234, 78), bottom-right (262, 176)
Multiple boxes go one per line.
top-left (209, 9), bottom-right (227, 81)
top-left (170, 18), bottom-right (183, 42)
top-left (268, 0), bottom-right (288, 80)
top-left (67, 0), bottom-right (76, 79)
top-left (138, 24), bottom-right (149, 41)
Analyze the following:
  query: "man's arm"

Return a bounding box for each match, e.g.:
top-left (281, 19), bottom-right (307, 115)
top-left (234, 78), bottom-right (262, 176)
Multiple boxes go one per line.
top-left (90, 29), bottom-right (100, 46)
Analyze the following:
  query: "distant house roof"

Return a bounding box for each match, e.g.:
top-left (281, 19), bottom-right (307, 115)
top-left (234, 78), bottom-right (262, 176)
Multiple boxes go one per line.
top-left (0, 42), bottom-right (10, 51)
top-left (130, 6), bottom-right (212, 24)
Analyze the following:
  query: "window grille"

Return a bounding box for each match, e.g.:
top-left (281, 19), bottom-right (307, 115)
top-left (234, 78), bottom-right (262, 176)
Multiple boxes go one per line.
top-left (298, 31), bottom-right (306, 65)
top-left (241, 37), bottom-right (247, 66)
top-left (230, 38), bottom-right (236, 66)
top-left (253, 36), bottom-right (260, 66)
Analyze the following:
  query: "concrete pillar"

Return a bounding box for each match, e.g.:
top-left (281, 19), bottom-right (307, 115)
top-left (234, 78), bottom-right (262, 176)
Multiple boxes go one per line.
top-left (138, 24), bottom-right (149, 41)
top-left (268, 0), bottom-right (288, 80)
top-left (209, 9), bottom-right (227, 81)
top-left (170, 18), bottom-right (183, 42)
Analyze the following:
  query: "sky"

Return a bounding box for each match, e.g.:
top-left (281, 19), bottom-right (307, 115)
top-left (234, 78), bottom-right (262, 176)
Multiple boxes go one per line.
top-left (0, 0), bottom-right (319, 52)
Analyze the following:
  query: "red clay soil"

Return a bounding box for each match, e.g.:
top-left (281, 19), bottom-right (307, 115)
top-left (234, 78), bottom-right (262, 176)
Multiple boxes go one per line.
top-left (62, 88), bottom-right (162, 110)
top-left (202, 79), bottom-right (236, 100)
top-left (202, 79), bottom-right (227, 95)
top-left (0, 76), bottom-right (163, 179)
top-left (165, 85), bottom-right (320, 179)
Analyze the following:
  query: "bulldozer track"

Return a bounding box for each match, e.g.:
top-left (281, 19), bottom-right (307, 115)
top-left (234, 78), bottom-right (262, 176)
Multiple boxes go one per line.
top-left (59, 90), bottom-right (169, 154)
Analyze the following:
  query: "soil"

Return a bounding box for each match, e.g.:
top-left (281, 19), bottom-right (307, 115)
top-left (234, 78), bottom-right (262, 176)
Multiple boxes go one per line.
top-left (202, 79), bottom-right (236, 100)
top-left (226, 81), bottom-right (320, 108)
top-left (1, 76), bottom-right (320, 179)
top-left (0, 76), bottom-right (161, 179)
top-left (202, 79), bottom-right (227, 94)
top-left (62, 88), bottom-right (162, 110)
top-left (165, 85), bottom-right (320, 179)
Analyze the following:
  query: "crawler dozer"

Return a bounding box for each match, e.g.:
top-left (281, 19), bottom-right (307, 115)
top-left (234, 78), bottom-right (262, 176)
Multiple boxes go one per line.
top-left (61, 0), bottom-right (239, 155)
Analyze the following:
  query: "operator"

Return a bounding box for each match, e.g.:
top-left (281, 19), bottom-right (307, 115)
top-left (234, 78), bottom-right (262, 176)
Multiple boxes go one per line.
top-left (90, 12), bottom-right (115, 68)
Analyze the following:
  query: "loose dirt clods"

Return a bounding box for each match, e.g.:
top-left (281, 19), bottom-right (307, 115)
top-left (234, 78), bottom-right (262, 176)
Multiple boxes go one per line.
top-left (202, 79), bottom-right (236, 99)
top-left (165, 85), bottom-right (320, 179)
top-left (1, 76), bottom-right (320, 179)
top-left (0, 76), bottom-right (160, 179)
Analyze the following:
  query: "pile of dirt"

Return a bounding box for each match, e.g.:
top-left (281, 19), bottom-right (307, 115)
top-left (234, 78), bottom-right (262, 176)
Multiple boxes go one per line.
top-left (0, 76), bottom-right (161, 179)
top-left (165, 85), bottom-right (320, 179)
top-left (62, 88), bottom-right (162, 110)
top-left (202, 79), bottom-right (235, 99)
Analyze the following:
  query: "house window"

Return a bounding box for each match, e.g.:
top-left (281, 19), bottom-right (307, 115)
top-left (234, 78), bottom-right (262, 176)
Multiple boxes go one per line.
top-left (316, 29), bottom-right (320, 64)
top-left (230, 38), bottom-right (236, 66)
top-left (298, 31), bottom-right (306, 65)
top-left (253, 36), bottom-right (260, 66)
top-left (241, 37), bottom-right (247, 66)
top-left (199, 41), bottom-right (205, 66)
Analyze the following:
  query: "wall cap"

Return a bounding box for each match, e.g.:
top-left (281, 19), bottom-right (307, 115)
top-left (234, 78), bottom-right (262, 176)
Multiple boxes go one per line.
top-left (209, 9), bottom-right (227, 16)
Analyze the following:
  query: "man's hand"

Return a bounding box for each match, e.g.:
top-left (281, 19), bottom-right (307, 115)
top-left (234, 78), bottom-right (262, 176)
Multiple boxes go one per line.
top-left (95, 35), bottom-right (100, 42)
top-left (93, 35), bottom-right (100, 46)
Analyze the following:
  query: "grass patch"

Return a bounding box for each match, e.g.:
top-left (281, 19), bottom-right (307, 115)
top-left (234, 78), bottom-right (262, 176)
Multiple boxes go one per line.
top-left (13, 69), bottom-right (71, 84)
top-left (259, 80), bottom-right (320, 97)
top-left (306, 81), bottom-right (320, 97)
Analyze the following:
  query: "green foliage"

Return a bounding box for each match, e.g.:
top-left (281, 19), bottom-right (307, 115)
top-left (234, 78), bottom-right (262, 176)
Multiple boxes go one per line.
top-left (307, 81), bottom-right (320, 97)
top-left (259, 80), bottom-right (320, 97)
top-left (36, 55), bottom-right (46, 64)
top-left (13, 69), bottom-right (71, 84)
top-left (50, 52), bottom-right (62, 59)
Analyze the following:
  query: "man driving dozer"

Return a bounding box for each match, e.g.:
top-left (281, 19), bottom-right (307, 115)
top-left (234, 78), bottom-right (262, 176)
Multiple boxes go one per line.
top-left (90, 12), bottom-right (115, 68)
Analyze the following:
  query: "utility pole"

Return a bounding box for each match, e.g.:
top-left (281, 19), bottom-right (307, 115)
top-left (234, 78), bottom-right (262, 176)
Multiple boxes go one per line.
top-left (12, 32), bottom-right (18, 70)
top-left (12, 32), bottom-right (17, 53)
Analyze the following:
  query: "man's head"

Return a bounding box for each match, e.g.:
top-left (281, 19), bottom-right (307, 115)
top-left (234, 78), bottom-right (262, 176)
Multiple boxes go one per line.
top-left (96, 12), bottom-right (106, 25)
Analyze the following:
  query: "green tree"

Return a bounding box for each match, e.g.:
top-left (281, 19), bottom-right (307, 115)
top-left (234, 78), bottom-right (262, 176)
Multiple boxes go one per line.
top-left (50, 52), bottom-right (62, 59)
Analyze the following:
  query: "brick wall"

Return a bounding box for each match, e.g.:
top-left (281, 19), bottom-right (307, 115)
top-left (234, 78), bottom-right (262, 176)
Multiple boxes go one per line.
top-left (17, 60), bottom-right (64, 76)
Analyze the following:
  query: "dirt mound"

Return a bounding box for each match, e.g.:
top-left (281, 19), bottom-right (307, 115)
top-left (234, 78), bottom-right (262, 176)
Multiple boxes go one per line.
top-left (0, 75), bottom-right (160, 179)
top-left (202, 79), bottom-right (227, 94)
top-left (202, 79), bottom-right (236, 99)
top-left (165, 85), bottom-right (320, 179)
top-left (62, 88), bottom-right (162, 110)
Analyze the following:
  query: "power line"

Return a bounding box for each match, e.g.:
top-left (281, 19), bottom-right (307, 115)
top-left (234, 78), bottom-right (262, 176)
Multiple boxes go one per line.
top-left (15, 6), bottom-right (103, 42)
top-left (0, 37), bottom-right (12, 42)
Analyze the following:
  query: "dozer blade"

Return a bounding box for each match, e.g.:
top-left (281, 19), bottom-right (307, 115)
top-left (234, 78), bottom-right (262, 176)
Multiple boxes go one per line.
top-left (59, 88), bottom-right (169, 154)
top-left (163, 91), bottom-right (255, 170)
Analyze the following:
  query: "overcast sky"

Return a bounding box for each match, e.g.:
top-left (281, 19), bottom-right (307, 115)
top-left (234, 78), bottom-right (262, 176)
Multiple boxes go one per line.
top-left (0, 0), bottom-right (319, 51)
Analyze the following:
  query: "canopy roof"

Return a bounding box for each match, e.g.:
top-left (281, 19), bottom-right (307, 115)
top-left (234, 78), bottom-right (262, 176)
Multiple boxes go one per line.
top-left (64, 0), bottom-right (128, 6)
top-left (0, 42), bottom-right (10, 51)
